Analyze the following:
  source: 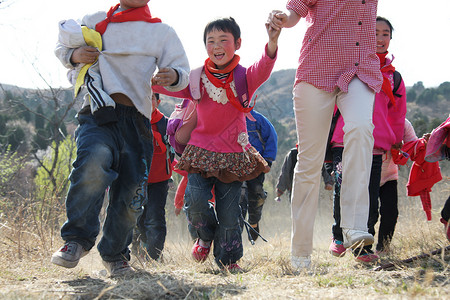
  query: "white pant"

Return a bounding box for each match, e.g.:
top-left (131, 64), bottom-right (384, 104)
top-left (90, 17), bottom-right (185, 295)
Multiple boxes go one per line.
top-left (291, 78), bottom-right (375, 257)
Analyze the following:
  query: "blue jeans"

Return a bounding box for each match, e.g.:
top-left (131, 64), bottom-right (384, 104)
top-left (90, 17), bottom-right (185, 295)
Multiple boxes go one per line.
top-left (137, 180), bottom-right (169, 260)
top-left (60, 105), bottom-right (153, 262)
top-left (184, 173), bottom-right (243, 266)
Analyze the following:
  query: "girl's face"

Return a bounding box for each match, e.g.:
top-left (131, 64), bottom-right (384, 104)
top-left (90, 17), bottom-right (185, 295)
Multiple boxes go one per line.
top-left (376, 20), bottom-right (391, 54)
top-left (120, 0), bottom-right (150, 10)
top-left (205, 29), bottom-right (241, 69)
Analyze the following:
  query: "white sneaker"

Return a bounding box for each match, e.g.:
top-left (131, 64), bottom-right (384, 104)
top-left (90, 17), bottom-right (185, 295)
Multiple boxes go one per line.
top-left (342, 229), bottom-right (374, 249)
top-left (291, 255), bottom-right (311, 270)
top-left (51, 241), bottom-right (89, 268)
top-left (102, 260), bottom-right (134, 277)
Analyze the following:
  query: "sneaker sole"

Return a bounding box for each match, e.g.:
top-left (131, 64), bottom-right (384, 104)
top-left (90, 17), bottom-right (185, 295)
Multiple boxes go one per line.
top-left (51, 255), bottom-right (79, 268)
top-left (329, 250), bottom-right (346, 257)
top-left (343, 236), bottom-right (374, 249)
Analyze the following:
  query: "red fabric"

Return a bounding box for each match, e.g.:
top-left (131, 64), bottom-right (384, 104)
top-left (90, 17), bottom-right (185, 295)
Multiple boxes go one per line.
top-left (376, 52), bottom-right (396, 108)
top-left (392, 139), bottom-right (442, 220)
top-left (425, 115), bottom-right (450, 162)
top-left (204, 55), bottom-right (253, 113)
top-left (95, 4), bottom-right (161, 35)
top-left (286, 0), bottom-right (382, 93)
top-left (148, 109), bottom-right (171, 183)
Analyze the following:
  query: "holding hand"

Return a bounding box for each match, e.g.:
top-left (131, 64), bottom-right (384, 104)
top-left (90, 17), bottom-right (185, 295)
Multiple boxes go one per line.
top-left (70, 46), bottom-right (100, 64)
top-left (152, 67), bottom-right (179, 86)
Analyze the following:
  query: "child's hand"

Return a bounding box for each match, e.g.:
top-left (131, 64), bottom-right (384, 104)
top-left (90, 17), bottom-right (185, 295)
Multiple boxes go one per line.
top-left (422, 133), bottom-right (431, 142)
top-left (267, 10), bottom-right (287, 31)
top-left (152, 68), bottom-right (179, 86)
top-left (70, 46), bottom-right (100, 64)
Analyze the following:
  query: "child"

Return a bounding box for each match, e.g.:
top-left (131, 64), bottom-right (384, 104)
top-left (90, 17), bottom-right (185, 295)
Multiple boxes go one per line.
top-left (240, 110), bottom-right (278, 242)
top-left (135, 93), bottom-right (174, 261)
top-left (153, 17), bottom-right (280, 271)
top-left (268, 1), bottom-right (382, 270)
top-left (328, 16), bottom-right (407, 262)
top-left (51, 0), bottom-right (189, 277)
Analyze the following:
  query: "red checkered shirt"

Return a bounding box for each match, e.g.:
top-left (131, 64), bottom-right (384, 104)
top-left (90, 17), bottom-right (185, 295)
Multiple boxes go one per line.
top-left (286, 0), bottom-right (383, 93)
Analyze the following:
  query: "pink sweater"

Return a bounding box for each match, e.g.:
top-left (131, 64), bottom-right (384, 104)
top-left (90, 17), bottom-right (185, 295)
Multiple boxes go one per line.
top-left (331, 55), bottom-right (407, 153)
top-left (154, 45), bottom-right (276, 153)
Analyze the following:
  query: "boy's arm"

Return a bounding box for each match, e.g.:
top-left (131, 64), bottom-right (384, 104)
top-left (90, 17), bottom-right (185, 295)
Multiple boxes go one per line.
top-left (156, 26), bottom-right (190, 92)
top-left (259, 115), bottom-right (278, 163)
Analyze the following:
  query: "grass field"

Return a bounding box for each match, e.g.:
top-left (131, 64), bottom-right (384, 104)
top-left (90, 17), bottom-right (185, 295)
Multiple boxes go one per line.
top-left (0, 172), bottom-right (448, 299)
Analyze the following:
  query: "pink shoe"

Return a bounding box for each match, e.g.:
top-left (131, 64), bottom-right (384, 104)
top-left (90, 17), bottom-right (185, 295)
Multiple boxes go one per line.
top-left (329, 238), bottom-right (346, 257)
top-left (191, 239), bottom-right (210, 262)
top-left (355, 253), bottom-right (379, 263)
top-left (222, 263), bottom-right (242, 273)
top-left (441, 218), bottom-right (450, 242)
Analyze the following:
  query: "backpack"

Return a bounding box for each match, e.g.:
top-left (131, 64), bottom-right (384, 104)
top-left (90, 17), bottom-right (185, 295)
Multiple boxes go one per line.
top-left (167, 65), bottom-right (250, 155)
top-left (392, 70), bottom-right (402, 97)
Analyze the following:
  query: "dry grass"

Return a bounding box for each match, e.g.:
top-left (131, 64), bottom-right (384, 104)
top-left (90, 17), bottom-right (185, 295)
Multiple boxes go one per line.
top-left (0, 177), bottom-right (448, 299)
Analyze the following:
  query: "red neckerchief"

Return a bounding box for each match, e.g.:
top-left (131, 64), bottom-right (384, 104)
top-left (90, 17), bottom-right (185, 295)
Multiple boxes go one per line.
top-left (95, 4), bottom-right (161, 35)
top-left (377, 52), bottom-right (396, 108)
top-left (204, 55), bottom-right (253, 113)
top-left (150, 109), bottom-right (166, 154)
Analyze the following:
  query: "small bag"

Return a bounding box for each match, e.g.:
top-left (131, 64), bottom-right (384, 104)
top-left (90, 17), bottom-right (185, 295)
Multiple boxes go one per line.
top-left (166, 99), bottom-right (197, 155)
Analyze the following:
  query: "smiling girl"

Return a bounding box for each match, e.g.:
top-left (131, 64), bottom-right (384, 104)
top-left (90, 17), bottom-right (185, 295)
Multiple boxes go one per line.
top-left (153, 17), bottom-right (280, 271)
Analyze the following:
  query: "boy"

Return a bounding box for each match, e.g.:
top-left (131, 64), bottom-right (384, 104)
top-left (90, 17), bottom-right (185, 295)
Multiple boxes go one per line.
top-left (51, 0), bottom-right (189, 276)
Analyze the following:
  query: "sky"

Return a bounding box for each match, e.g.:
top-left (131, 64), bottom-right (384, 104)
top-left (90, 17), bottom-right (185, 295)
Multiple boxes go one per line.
top-left (0, 0), bottom-right (449, 89)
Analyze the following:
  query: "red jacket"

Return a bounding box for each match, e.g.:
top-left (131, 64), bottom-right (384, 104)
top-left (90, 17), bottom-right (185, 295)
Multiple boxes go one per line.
top-left (392, 138), bottom-right (442, 220)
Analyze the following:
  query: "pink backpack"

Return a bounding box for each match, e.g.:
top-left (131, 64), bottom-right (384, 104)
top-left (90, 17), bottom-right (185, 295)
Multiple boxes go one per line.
top-left (167, 65), bottom-right (249, 155)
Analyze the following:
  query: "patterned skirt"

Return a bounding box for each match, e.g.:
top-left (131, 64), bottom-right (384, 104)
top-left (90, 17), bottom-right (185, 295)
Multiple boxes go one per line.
top-left (176, 144), bottom-right (269, 183)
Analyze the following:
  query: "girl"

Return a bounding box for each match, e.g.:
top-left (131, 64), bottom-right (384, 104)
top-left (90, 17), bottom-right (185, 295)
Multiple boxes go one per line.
top-left (153, 17), bottom-right (280, 271)
top-left (328, 16), bottom-right (407, 262)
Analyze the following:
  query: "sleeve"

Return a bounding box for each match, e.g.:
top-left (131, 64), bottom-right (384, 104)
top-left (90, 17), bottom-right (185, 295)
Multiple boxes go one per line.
top-left (403, 118), bottom-right (418, 143)
top-left (174, 175), bottom-right (188, 209)
top-left (258, 114), bottom-right (278, 163)
top-left (276, 149), bottom-right (296, 193)
top-left (286, 0), bottom-right (316, 18)
top-left (387, 78), bottom-right (407, 144)
top-left (157, 26), bottom-right (190, 92)
top-left (245, 44), bottom-right (277, 99)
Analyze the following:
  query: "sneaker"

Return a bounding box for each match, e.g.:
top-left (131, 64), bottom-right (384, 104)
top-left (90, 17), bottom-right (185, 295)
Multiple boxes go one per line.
top-left (355, 253), bottom-right (379, 263)
top-left (342, 229), bottom-right (374, 249)
top-left (191, 239), bottom-right (210, 262)
top-left (441, 218), bottom-right (450, 242)
top-left (51, 241), bottom-right (89, 268)
top-left (329, 238), bottom-right (346, 257)
top-left (222, 263), bottom-right (243, 273)
top-left (249, 223), bottom-right (260, 242)
top-left (291, 255), bottom-right (311, 270)
top-left (102, 260), bottom-right (134, 277)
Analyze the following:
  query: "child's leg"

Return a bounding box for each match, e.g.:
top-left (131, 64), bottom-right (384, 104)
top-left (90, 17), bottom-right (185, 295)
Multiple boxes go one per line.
top-left (60, 110), bottom-right (121, 252)
top-left (377, 180), bottom-right (398, 252)
top-left (213, 180), bottom-right (243, 267)
top-left (97, 105), bottom-right (153, 263)
top-left (354, 154), bottom-right (382, 255)
top-left (142, 180), bottom-right (169, 260)
top-left (331, 147), bottom-right (344, 242)
top-left (442, 196), bottom-right (450, 221)
top-left (246, 173), bottom-right (267, 226)
top-left (184, 173), bottom-right (217, 242)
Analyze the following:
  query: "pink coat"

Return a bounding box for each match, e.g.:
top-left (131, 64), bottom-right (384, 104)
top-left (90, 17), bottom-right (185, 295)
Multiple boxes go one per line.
top-left (153, 45), bottom-right (276, 153)
top-left (331, 55), bottom-right (407, 152)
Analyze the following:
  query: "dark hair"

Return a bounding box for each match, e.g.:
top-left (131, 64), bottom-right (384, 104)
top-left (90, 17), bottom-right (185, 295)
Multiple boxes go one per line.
top-left (203, 17), bottom-right (241, 45)
top-left (376, 16), bottom-right (394, 39)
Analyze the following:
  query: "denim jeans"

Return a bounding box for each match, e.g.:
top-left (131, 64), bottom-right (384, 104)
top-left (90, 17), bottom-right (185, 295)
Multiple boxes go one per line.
top-left (137, 180), bottom-right (169, 260)
top-left (184, 173), bottom-right (243, 266)
top-left (61, 104), bottom-right (153, 262)
top-left (332, 150), bottom-right (382, 254)
top-left (240, 173), bottom-right (267, 225)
